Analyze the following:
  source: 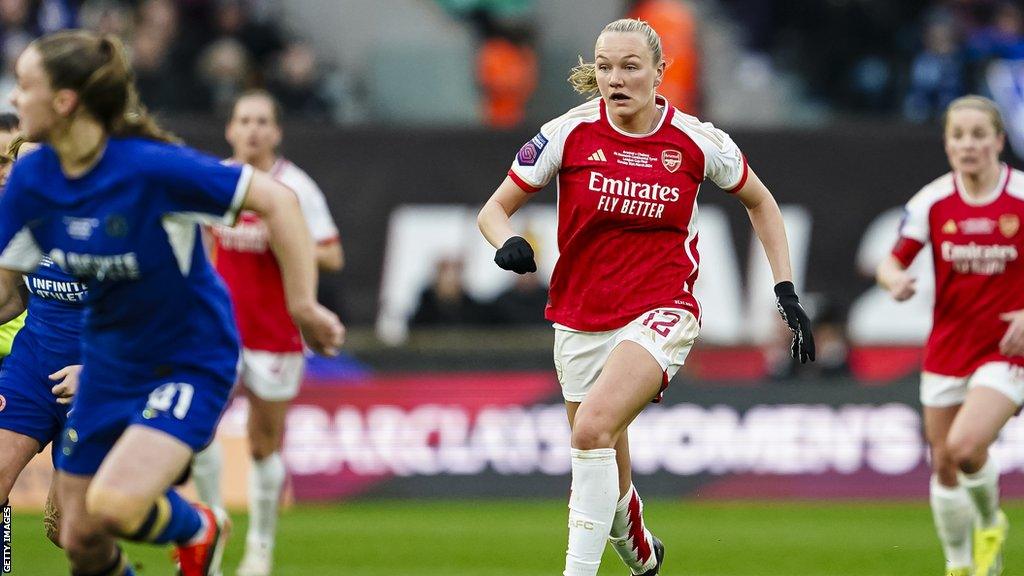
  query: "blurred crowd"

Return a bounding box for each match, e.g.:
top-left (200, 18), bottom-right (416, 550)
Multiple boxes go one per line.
top-left (3, 0), bottom-right (1023, 127)
top-left (904, 0), bottom-right (1024, 123)
top-left (448, 0), bottom-right (1024, 127)
top-left (723, 0), bottom-right (1024, 122)
top-left (410, 257), bottom-right (549, 328)
top-left (451, 0), bottom-right (1024, 127)
top-left (0, 0), bottom-right (347, 119)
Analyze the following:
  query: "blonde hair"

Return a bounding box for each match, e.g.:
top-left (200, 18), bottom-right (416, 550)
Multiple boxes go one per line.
top-left (5, 134), bottom-right (26, 161)
top-left (943, 95), bottom-right (1005, 135)
top-left (0, 135), bottom-right (26, 180)
top-left (567, 18), bottom-right (664, 97)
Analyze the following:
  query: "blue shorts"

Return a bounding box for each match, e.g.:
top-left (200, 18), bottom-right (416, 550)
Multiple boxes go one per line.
top-left (0, 355), bottom-right (69, 459)
top-left (56, 359), bottom-right (236, 476)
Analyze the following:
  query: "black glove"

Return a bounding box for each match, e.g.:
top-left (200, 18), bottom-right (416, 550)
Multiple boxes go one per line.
top-left (774, 281), bottom-right (815, 363)
top-left (494, 236), bottom-right (537, 274)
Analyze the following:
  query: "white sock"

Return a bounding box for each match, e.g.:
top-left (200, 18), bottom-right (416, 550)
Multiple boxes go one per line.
top-left (961, 457), bottom-right (1000, 528)
top-left (930, 475), bottom-right (974, 569)
top-left (247, 452), bottom-right (286, 552)
top-left (609, 484), bottom-right (658, 574)
top-left (191, 442), bottom-right (224, 510)
top-left (564, 448), bottom-right (618, 576)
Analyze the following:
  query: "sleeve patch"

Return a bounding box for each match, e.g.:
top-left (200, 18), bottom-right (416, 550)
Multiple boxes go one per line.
top-left (516, 132), bottom-right (549, 166)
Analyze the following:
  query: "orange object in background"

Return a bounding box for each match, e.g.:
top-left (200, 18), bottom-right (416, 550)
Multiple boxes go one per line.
top-left (477, 36), bottom-right (538, 129)
top-left (630, 0), bottom-right (700, 115)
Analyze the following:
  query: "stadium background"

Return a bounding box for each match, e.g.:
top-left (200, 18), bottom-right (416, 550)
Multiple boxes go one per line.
top-left (7, 0), bottom-right (1024, 574)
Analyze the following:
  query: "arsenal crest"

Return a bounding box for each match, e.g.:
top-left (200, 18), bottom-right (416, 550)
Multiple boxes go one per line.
top-left (661, 149), bottom-right (682, 173)
top-left (1000, 214), bottom-right (1020, 238)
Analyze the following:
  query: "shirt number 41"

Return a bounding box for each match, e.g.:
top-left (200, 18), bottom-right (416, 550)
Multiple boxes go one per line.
top-left (641, 310), bottom-right (682, 337)
top-left (145, 382), bottom-right (195, 420)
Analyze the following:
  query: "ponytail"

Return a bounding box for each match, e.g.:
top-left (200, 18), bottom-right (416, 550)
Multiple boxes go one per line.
top-left (568, 56), bottom-right (598, 97)
top-left (5, 134), bottom-right (26, 160)
top-left (33, 31), bottom-right (180, 144)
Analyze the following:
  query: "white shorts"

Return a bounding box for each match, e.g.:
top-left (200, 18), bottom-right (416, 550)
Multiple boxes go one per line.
top-left (920, 361), bottom-right (1024, 408)
top-left (553, 308), bottom-right (699, 403)
top-left (240, 348), bottom-right (306, 401)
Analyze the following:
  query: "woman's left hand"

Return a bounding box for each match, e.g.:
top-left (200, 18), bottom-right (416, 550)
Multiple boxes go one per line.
top-left (50, 364), bottom-right (82, 405)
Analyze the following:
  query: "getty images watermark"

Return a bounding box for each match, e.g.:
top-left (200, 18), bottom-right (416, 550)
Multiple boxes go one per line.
top-left (2, 502), bottom-right (10, 573)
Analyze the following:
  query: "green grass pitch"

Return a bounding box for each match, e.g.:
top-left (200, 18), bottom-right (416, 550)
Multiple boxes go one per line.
top-left (9, 499), bottom-right (1023, 575)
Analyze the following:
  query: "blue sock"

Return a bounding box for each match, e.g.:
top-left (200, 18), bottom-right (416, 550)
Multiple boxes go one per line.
top-left (128, 490), bottom-right (203, 544)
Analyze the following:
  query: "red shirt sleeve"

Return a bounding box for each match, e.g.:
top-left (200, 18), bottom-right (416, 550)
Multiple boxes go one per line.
top-left (508, 169), bottom-right (544, 193)
top-left (891, 236), bottom-right (925, 268)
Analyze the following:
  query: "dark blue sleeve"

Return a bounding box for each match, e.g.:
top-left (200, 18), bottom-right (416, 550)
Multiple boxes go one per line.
top-left (147, 143), bottom-right (252, 225)
top-left (0, 160), bottom-right (44, 270)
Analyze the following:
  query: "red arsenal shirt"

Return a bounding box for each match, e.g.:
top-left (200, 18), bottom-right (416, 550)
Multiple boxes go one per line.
top-left (508, 96), bottom-right (748, 332)
top-left (211, 158), bottom-right (339, 352)
top-left (892, 164), bottom-right (1024, 376)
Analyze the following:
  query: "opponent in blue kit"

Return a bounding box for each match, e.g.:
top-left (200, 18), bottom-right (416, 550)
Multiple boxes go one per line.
top-left (0, 132), bottom-right (84, 550)
top-left (0, 31), bottom-right (344, 576)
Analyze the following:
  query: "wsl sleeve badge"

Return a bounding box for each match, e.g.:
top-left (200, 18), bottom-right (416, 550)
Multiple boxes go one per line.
top-left (517, 132), bottom-right (549, 167)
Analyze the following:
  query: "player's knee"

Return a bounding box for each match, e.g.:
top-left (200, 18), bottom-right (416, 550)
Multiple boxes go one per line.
top-left (90, 509), bottom-right (135, 538)
top-left (571, 421), bottom-right (615, 450)
top-left (947, 437), bottom-right (987, 473)
top-left (85, 486), bottom-right (147, 537)
top-left (60, 522), bottom-right (106, 558)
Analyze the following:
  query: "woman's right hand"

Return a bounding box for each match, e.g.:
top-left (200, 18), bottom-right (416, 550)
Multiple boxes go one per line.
top-left (50, 364), bottom-right (82, 405)
top-left (876, 256), bottom-right (917, 302)
top-left (494, 236), bottom-right (537, 274)
top-left (291, 302), bottom-right (345, 356)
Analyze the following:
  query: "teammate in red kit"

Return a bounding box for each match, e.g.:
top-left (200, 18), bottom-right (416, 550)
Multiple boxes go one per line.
top-left (191, 89), bottom-right (343, 576)
top-left (877, 95), bottom-right (1024, 576)
top-left (478, 18), bottom-right (814, 576)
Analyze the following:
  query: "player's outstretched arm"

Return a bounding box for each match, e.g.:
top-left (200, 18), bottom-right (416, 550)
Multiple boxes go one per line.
top-left (735, 169), bottom-right (815, 363)
top-left (876, 255), bottom-right (917, 302)
top-left (0, 267), bottom-right (27, 324)
top-left (243, 170), bottom-right (345, 356)
top-left (478, 176), bottom-right (537, 274)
